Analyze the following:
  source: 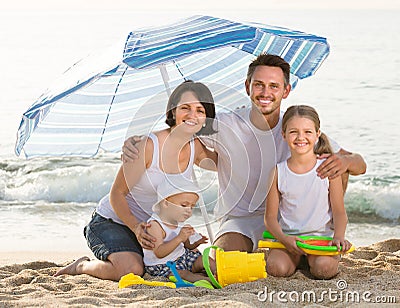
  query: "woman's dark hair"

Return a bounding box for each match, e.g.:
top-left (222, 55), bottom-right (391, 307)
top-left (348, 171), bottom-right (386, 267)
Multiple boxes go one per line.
top-left (282, 105), bottom-right (333, 155)
top-left (165, 80), bottom-right (216, 135)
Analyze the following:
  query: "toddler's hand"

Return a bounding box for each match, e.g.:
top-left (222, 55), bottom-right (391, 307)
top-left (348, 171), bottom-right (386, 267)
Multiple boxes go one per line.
top-left (189, 233), bottom-right (208, 245)
top-left (178, 224), bottom-right (194, 242)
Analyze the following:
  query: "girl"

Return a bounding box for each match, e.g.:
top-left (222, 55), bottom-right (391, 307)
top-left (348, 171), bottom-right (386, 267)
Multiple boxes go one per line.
top-left (264, 105), bottom-right (352, 279)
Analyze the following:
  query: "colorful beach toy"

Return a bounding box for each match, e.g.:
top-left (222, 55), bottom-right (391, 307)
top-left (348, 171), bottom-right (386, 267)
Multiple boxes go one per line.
top-left (118, 273), bottom-right (176, 289)
top-left (258, 231), bottom-right (355, 256)
top-left (165, 261), bottom-right (195, 288)
top-left (168, 275), bottom-right (214, 289)
top-left (203, 245), bottom-right (267, 289)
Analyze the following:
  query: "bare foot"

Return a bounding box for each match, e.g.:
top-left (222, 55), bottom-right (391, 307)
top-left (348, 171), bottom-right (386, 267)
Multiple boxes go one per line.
top-left (54, 256), bottom-right (90, 277)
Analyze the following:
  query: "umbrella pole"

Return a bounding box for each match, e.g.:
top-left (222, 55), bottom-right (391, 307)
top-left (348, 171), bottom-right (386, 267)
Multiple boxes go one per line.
top-left (192, 171), bottom-right (215, 243)
top-left (159, 64), bottom-right (172, 97)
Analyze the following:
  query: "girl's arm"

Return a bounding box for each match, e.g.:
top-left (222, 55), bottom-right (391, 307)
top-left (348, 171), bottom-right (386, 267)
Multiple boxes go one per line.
top-left (264, 167), bottom-right (304, 255)
top-left (194, 138), bottom-right (218, 171)
top-left (329, 175), bottom-right (351, 251)
top-left (150, 223), bottom-right (194, 258)
top-left (109, 137), bottom-right (155, 249)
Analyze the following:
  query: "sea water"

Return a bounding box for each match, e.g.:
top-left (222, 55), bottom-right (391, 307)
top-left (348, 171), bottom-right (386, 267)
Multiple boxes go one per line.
top-left (0, 9), bottom-right (399, 252)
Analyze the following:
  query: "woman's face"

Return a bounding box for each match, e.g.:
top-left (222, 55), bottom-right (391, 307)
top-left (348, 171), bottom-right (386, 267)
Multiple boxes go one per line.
top-left (173, 91), bottom-right (206, 134)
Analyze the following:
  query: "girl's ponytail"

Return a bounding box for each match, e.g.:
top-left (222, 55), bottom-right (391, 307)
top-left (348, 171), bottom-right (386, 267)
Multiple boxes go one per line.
top-left (315, 132), bottom-right (333, 155)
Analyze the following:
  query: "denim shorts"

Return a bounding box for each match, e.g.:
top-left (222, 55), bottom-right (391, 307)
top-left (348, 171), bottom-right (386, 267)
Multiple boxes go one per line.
top-left (84, 212), bottom-right (143, 261)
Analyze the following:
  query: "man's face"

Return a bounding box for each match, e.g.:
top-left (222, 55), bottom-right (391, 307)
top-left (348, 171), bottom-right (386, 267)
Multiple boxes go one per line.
top-left (246, 66), bottom-right (291, 116)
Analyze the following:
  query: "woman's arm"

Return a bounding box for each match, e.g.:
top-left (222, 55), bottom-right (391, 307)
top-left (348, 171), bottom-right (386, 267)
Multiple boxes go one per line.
top-left (194, 138), bottom-right (218, 171)
top-left (109, 137), bottom-right (155, 248)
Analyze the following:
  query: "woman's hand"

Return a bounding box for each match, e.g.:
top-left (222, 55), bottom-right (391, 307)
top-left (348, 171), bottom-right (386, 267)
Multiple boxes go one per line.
top-left (133, 222), bottom-right (156, 250)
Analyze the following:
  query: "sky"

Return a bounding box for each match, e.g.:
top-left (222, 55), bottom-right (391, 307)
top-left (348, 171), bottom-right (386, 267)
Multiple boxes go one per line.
top-left (2, 0), bottom-right (399, 11)
top-left (1, 0), bottom-right (398, 154)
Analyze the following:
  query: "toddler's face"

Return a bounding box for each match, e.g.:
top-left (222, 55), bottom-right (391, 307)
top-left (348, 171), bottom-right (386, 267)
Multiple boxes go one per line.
top-left (164, 192), bottom-right (198, 222)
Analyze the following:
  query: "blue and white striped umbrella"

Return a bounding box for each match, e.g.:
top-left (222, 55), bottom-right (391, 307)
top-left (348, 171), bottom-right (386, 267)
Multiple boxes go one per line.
top-left (15, 15), bottom-right (330, 158)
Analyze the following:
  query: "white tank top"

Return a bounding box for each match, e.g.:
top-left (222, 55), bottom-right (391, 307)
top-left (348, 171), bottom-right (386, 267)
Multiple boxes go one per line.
top-left (200, 108), bottom-right (340, 218)
top-left (277, 159), bottom-right (334, 237)
top-left (143, 213), bottom-right (185, 266)
top-left (96, 133), bottom-right (195, 224)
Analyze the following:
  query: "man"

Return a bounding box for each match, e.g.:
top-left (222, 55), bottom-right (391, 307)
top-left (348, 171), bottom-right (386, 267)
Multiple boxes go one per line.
top-left (123, 54), bottom-right (366, 253)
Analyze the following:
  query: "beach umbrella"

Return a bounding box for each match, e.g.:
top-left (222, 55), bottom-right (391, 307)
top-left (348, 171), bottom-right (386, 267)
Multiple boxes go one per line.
top-left (15, 15), bottom-right (330, 159)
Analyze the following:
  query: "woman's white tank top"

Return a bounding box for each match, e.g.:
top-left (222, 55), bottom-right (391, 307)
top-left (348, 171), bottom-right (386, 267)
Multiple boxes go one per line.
top-left (96, 133), bottom-right (195, 224)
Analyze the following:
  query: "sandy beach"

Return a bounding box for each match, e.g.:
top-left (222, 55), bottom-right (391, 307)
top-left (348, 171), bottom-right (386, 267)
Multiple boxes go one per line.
top-left (1, 239), bottom-right (399, 307)
top-left (1, 3), bottom-right (399, 308)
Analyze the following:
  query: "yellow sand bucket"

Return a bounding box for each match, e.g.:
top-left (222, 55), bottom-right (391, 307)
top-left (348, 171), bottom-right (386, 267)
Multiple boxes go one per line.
top-left (203, 245), bottom-right (267, 288)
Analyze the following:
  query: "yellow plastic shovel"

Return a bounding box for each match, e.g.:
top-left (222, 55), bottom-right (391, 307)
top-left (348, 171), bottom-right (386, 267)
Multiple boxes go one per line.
top-left (119, 273), bottom-right (176, 289)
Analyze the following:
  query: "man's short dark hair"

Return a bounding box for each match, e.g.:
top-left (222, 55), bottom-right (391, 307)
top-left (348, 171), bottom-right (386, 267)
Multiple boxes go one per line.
top-left (247, 54), bottom-right (291, 86)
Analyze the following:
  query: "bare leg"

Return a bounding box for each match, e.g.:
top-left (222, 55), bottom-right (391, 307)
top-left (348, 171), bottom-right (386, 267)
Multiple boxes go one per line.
top-left (266, 248), bottom-right (301, 277)
top-left (213, 232), bottom-right (253, 252)
top-left (177, 269), bottom-right (209, 283)
top-left (54, 251), bottom-right (144, 281)
top-left (54, 256), bottom-right (90, 276)
top-left (191, 255), bottom-right (215, 274)
top-left (307, 255), bottom-right (339, 279)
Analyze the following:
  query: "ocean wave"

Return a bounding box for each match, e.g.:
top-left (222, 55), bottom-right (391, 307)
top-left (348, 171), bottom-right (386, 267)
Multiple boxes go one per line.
top-left (345, 179), bottom-right (400, 222)
top-left (1, 158), bottom-right (399, 222)
top-left (1, 157), bottom-right (119, 203)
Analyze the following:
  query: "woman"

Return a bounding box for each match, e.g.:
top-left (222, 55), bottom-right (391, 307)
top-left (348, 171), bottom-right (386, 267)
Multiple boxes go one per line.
top-left (55, 81), bottom-right (217, 281)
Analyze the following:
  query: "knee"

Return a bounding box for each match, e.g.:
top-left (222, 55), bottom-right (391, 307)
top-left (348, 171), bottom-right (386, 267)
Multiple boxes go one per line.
top-left (266, 259), bottom-right (295, 277)
top-left (116, 263), bottom-right (144, 280)
top-left (309, 259), bottom-right (338, 280)
top-left (126, 263), bottom-right (145, 277)
top-left (214, 233), bottom-right (253, 252)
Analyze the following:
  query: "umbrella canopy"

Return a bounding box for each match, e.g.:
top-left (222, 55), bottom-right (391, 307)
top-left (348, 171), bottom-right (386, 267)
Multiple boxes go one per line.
top-left (15, 15), bottom-right (330, 158)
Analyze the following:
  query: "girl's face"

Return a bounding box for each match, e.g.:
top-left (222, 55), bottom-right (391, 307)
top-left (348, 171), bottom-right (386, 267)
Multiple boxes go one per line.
top-left (161, 192), bottom-right (198, 224)
top-left (173, 91), bottom-right (206, 134)
top-left (283, 116), bottom-right (320, 155)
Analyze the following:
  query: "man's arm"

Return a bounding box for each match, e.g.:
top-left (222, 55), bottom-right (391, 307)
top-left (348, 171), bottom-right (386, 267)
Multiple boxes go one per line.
top-left (317, 148), bottom-right (366, 192)
top-left (122, 135), bottom-right (218, 170)
top-left (121, 135), bottom-right (143, 163)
